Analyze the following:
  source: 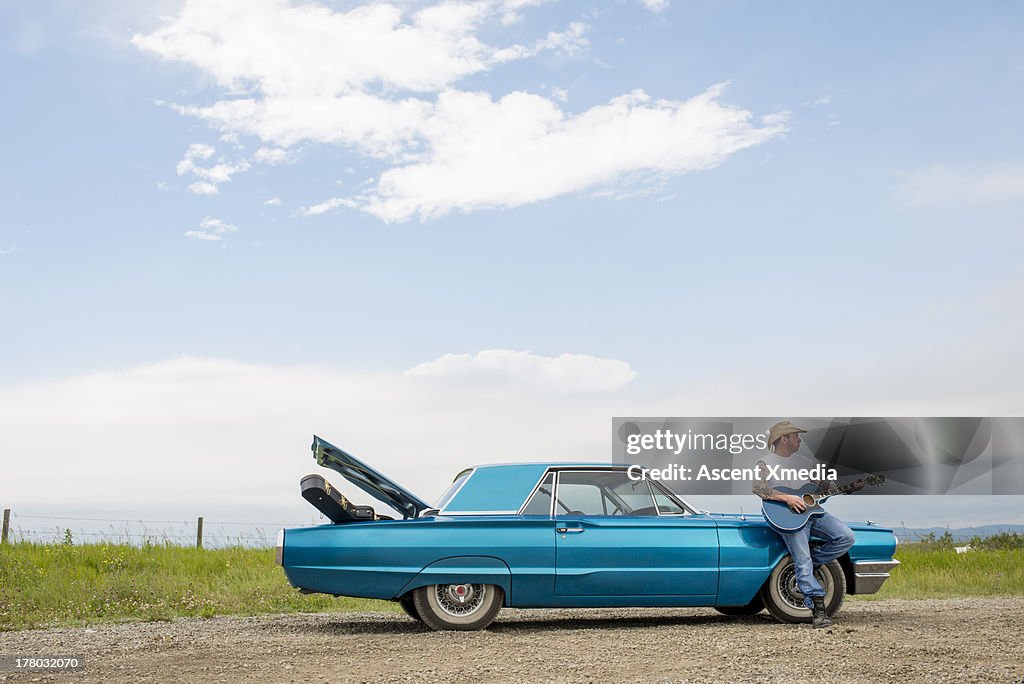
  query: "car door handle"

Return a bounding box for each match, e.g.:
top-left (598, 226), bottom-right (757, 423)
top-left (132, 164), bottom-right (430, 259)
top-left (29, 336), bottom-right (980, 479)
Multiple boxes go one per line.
top-left (556, 527), bottom-right (584, 533)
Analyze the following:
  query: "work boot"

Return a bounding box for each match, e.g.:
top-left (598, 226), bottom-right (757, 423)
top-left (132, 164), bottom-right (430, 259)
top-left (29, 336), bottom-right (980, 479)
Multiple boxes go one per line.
top-left (811, 596), bottom-right (833, 629)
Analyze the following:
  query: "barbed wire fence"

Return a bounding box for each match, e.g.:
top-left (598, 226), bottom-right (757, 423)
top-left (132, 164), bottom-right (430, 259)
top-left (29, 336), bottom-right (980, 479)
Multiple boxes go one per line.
top-left (1, 507), bottom-right (321, 548)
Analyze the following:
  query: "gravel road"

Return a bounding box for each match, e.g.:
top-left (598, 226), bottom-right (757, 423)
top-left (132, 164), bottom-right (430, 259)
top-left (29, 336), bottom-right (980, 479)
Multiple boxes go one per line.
top-left (1, 598), bottom-right (1022, 683)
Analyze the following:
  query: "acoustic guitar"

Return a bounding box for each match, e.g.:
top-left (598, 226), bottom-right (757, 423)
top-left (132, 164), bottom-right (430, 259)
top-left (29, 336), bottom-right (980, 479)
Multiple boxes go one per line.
top-left (761, 475), bottom-right (885, 532)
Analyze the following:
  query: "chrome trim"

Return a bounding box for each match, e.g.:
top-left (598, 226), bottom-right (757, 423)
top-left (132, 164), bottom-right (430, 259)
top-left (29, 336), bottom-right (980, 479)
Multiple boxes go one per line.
top-left (275, 529), bottom-right (284, 566)
top-left (851, 559), bottom-right (900, 594)
top-left (516, 468), bottom-right (557, 516)
top-left (437, 509), bottom-right (520, 516)
top-left (854, 559), bottom-right (900, 574)
top-left (648, 479), bottom-right (697, 515)
top-left (553, 469), bottom-right (561, 516)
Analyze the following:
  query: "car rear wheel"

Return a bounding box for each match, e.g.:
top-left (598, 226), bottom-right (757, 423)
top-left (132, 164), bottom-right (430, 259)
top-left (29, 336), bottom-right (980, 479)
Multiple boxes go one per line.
top-left (714, 594), bottom-right (765, 616)
top-left (398, 594), bottom-right (423, 623)
top-left (412, 583), bottom-right (504, 631)
top-left (761, 557), bottom-right (846, 624)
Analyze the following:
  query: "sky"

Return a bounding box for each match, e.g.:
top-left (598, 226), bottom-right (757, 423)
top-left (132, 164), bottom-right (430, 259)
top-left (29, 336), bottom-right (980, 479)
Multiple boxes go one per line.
top-left (1, 0), bottom-right (1023, 540)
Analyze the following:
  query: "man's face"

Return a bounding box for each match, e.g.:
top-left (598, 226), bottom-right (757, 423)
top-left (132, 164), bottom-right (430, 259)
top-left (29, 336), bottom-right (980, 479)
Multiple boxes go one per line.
top-left (781, 432), bottom-right (801, 451)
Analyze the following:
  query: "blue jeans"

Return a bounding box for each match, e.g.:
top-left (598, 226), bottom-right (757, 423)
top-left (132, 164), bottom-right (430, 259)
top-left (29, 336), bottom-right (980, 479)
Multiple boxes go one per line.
top-left (779, 512), bottom-right (856, 608)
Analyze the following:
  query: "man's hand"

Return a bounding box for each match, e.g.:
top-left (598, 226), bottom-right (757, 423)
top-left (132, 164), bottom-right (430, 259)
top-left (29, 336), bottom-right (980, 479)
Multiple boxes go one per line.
top-left (782, 494), bottom-right (807, 512)
top-left (850, 479), bottom-right (865, 492)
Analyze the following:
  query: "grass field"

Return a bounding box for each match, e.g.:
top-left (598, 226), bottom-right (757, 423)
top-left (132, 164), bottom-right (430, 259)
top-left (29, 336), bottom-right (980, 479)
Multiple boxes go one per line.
top-left (851, 542), bottom-right (1024, 601)
top-left (0, 541), bottom-right (398, 631)
top-left (2, 539), bottom-right (1022, 631)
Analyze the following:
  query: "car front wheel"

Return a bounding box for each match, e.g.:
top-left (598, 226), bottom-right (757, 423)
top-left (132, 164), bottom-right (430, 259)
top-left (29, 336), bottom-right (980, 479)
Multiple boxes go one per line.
top-left (412, 583), bottom-right (504, 631)
top-left (760, 557), bottom-right (846, 624)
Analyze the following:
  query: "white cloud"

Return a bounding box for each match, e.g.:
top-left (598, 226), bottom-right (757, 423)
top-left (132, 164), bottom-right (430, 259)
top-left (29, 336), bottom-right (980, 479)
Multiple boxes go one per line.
top-left (405, 349), bottom-right (637, 392)
top-left (497, 0), bottom-right (552, 25)
top-left (136, 0), bottom-right (785, 222)
top-left (185, 215), bottom-right (239, 241)
top-left (492, 21), bottom-right (590, 61)
top-left (133, 0), bottom-right (547, 96)
top-left (187, 181), bottom-right (219, 195)
top-left (263, 196), bottom-right (282, 206)
top-left (0, 245), bottom-right (20, 255)
top-left (176, 143), bottom-right (250, 194)
top-left (302, 196), bottom-right (357, 216)
top-left (176, 143), bottom-right (214, 173)
top-left (899, 162), bottom-right (1024, 207)
top-left (0, 352), bottom-right (638, 510)
top-left (639, 0), bottom-right (670, 12)
top-left (252, 147), bottom-right (292, 164)
top-left (3, 333), bottom-right (1024, 518)
top-left (348, 85), bottom-right (787, 222)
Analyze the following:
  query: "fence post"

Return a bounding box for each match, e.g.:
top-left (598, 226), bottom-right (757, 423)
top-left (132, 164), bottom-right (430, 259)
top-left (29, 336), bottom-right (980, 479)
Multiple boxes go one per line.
top-left (2, 509), bottom-right (9, 545)
top-left (196, 516), bottom-right (204, 549)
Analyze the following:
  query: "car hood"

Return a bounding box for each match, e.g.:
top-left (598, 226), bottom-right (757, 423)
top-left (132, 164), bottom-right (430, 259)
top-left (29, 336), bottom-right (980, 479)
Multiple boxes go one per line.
top-left (311, 436), bottom-right (431, 519)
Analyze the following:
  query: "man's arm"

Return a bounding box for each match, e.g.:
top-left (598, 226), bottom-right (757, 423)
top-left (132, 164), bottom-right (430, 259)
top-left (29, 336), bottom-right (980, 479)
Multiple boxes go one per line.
top-left (752, 460), bottom-right (808, 512)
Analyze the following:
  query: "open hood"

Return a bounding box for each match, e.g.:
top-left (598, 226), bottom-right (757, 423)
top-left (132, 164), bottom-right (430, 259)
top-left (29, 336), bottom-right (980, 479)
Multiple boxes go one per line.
top-left (311, 436), bottom-right (431, 519)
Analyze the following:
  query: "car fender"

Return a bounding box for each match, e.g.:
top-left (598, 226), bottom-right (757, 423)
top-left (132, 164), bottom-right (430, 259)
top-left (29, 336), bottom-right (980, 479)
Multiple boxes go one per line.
top-left (396, 556), bottom-right (512, 604)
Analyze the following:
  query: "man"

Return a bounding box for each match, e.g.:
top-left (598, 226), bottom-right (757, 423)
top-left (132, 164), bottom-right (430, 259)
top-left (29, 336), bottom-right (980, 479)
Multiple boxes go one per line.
top-left (753, 420), bottom-right (859, 628)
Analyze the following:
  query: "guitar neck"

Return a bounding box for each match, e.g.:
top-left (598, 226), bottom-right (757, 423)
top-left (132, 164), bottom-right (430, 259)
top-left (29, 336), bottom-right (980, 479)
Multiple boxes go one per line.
top-left (826, 481), bottom-right (860, 496)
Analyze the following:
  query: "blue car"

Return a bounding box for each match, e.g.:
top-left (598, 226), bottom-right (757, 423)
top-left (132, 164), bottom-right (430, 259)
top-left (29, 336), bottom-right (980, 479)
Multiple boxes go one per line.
top-left (277, 437), bottom-right (899, 631)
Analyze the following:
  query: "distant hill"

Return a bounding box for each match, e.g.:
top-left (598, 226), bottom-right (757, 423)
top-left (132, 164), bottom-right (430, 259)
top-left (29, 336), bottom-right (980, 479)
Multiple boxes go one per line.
top-left (887, 524), bottom-right (1024, 543)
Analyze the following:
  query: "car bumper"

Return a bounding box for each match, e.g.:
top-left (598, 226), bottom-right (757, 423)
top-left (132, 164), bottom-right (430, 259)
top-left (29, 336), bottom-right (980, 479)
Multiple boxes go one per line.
top-left (850, 559), bottom-right (900, 594)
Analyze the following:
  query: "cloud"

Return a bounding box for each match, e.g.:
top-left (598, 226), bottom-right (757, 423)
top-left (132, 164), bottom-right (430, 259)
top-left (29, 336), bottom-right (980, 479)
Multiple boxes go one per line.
top-left (899, 162), bottom-right (1024, 207)
top-left (176, 143), bottom-right (250, 194)
top-left (302, 196), bottom-right (356, 216)
top-left (497, 0), bottom-right (552, 25)
top-left (187, 181), bottom-right (219, 195)
top-left (184, 215), bottom-right (239, 241)
top-left (639, 0), bottom-right (670, 12)
top-left (133, 0), bottom-right (550, 96)
top-left (348, 86), bottom-right (787, 222)
top-left (252, 147), bottom-right (292, 164)
top-left (0, 245), bottom-right (19, 255)
top-left (176, 142), bottom-right (214, 171)
top-left (263, 196), bottom-right (282, 206)
top-left (135, 0), bottom-right (786, 222)
top-left (0, 352), bottom-right (639, 511)
top-left (404, 349), bottom-right (637, 392)
top-left (492, 21), bottom-right (590, 61)
top-left (3, 333), bottom-right (1024, 519)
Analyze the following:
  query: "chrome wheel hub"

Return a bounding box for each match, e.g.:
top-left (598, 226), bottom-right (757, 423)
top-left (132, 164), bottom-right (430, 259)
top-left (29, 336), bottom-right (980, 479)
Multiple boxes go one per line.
top-left (779, 565), bottom-right (827, 611)
top-left (434, 583), bottom-right (486, 617)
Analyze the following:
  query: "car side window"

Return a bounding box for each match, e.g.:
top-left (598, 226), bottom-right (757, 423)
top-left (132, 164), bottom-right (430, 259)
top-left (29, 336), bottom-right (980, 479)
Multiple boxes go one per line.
top-left (651, 486), bottom-right (687, 514)
top-left (555, 471), bottom-right (657, 516)
top-left (521, 472), bottom-right (555, 515)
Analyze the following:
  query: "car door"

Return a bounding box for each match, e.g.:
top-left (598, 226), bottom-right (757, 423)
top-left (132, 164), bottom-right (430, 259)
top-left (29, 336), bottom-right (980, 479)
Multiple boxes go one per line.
top-left (553, 470), bottom-right (719, 597)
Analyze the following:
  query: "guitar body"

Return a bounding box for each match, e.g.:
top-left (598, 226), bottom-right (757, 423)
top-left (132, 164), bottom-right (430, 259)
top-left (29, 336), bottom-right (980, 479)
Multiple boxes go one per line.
top-left (761, 484), bottom-right (831, 533)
